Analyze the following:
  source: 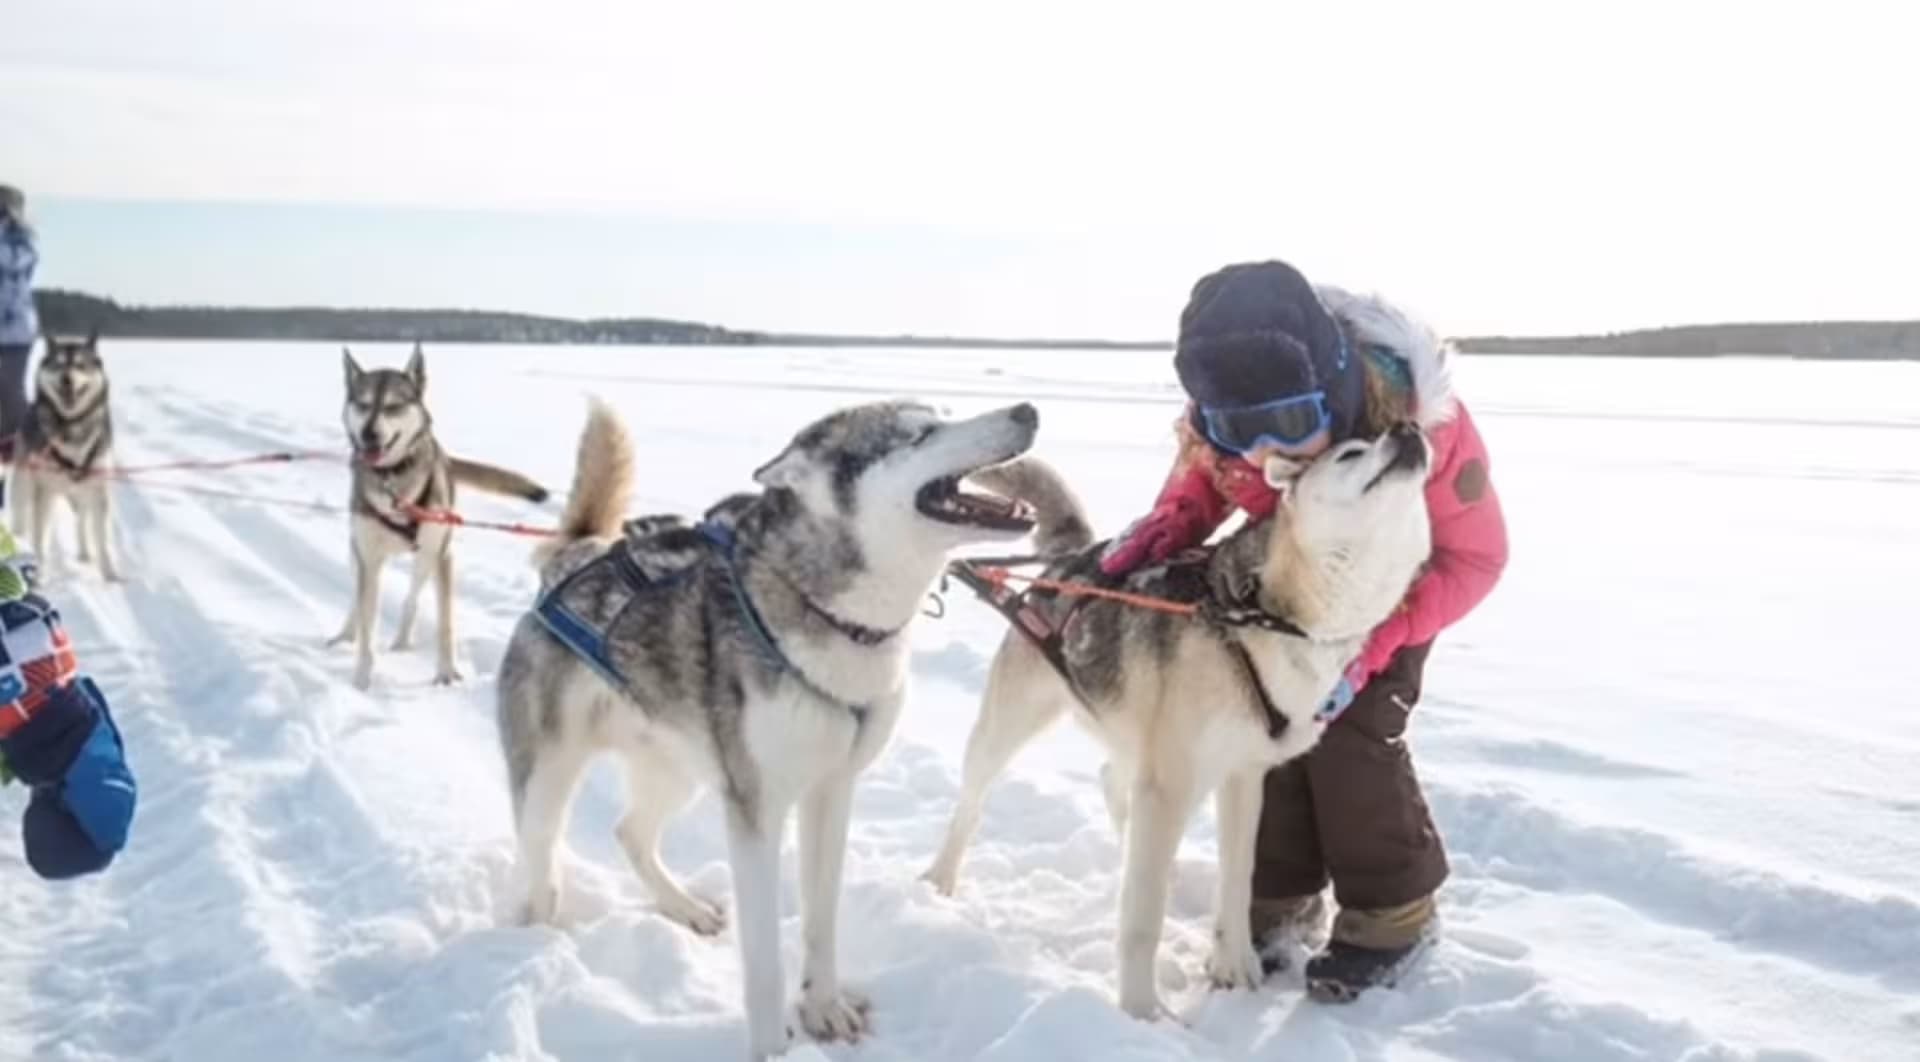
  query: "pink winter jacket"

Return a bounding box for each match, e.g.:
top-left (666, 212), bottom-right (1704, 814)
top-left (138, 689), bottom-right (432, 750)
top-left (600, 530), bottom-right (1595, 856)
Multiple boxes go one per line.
top-left (1111, 287), bottom-right (1509, 686)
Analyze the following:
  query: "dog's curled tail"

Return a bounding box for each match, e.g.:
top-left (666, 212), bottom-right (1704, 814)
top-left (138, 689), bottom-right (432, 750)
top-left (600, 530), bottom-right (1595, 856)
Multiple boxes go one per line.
top-left (530, 398), bottom-right (634, 569)
top-left (966, 457), bottom-right (1094, 555)
top-left (450, 458), bottom-right (550, 504)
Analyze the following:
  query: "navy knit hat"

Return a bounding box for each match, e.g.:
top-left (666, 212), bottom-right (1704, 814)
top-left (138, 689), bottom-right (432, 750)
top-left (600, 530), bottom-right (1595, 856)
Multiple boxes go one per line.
top-left (1173, 261), bottom-right (1366, 441)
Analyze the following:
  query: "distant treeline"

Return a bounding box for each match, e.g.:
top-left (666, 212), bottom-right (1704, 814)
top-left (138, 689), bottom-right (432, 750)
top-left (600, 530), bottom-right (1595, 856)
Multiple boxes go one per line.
top-left (34, 290), bottom-right (753, 346)
top-left (1455, 322), bottom-right (1920, 360)
top-left (31, 289), bottom-right (1920, 359)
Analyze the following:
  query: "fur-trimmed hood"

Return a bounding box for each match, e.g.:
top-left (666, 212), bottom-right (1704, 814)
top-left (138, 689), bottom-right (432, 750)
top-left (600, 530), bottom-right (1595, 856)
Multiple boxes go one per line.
top-left (1316, 284), bottom-right (1456, 427)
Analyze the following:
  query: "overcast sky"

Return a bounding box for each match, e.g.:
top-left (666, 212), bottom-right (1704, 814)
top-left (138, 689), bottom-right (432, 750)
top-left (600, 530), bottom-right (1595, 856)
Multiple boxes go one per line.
top-left (5, 0), bottom-right (1915, 338)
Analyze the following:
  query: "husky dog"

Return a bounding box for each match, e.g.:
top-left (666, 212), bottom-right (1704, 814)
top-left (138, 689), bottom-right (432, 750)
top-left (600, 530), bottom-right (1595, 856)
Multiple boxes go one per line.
top-left (922, 423), bottom-right (1432, 1020)
top-left (497, 397), bottom-right (1039, 1060)
top-left (330, 345), bottom-right (548, 690)
top-left (12, 331), bottom-right (120, 582)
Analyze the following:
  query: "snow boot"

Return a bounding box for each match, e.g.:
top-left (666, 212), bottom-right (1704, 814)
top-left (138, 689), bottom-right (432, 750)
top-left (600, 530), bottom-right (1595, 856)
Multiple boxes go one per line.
top-left (1305, 899), bottom-right (1436, 1003)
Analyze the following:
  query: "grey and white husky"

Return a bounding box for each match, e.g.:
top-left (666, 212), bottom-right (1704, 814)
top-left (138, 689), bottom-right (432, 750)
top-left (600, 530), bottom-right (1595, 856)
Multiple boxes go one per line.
top-left (497, 397), bottom-right (1039, 1060)
top-left (922, 424), bottom-right (1432, 1019)
top-left (331, 345), bottom-right (548, 690)
top-left (12, 331), bottom-right (120, 582)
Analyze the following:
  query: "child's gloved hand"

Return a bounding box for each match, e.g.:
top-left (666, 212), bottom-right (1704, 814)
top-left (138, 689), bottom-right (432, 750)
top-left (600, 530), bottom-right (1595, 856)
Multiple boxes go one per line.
top-left (2, 678), bottom-right (136, 879)
top-left (1100, 500), bottom-right (1208, 576)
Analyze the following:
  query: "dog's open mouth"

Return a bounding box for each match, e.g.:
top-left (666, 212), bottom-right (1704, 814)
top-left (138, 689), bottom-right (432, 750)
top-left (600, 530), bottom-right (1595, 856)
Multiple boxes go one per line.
top-left (355, 437), bottom-right (399, 466)
top-left (916, 473), bottom-right (1035, 531)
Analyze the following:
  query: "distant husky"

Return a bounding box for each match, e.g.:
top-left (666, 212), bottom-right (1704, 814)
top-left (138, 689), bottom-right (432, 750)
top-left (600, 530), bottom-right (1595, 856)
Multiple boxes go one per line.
top-left (922, 424), bottom-right (1433, 1020)
top-left (330, 345), bottom-right (548, 690)
top-left (12, 331), bottom-right (121, 582)
top-left (497, 397), bottom-right (1040, 1060)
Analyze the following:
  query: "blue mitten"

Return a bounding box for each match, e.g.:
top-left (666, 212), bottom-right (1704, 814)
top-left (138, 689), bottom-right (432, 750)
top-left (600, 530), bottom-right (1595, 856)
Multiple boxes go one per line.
top-left (3, 678), bottom-right (136, 879)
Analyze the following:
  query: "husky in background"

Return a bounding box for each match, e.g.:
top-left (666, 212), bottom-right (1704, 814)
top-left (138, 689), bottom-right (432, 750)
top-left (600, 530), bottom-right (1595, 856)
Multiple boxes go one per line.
top-left (331, 344), bottom-right (547, 690)
top-left (12, 332), bottom-right (120, 582)
top-left (922, 424), bottom-right (1433, 1020)
top-left (497, 398), bottom-right (1039, 1060)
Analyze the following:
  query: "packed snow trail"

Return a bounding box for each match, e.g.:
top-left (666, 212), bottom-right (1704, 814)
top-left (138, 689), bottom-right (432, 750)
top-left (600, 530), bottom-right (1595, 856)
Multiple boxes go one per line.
top-left (1, 342), bottom-right (1913, 1061)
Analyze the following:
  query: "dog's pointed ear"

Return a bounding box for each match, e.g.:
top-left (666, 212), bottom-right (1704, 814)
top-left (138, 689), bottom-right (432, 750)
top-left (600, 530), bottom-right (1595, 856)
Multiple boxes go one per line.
top-left (342, 347), bottom-right (364, 386)
top-left (84, 326), bottom-right (100, 350)
top-left (752, 446), bottom-right (805, 491)
top-left (405, 343), bottom-right (426, 390)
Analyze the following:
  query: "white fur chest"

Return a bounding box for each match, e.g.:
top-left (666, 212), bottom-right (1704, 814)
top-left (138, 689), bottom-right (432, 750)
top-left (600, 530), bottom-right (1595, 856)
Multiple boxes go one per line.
top-left (741, 680), bottom-right (903, 808)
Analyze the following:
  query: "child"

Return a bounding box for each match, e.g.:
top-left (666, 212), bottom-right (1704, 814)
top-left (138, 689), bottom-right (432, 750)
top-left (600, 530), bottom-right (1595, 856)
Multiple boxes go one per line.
top-left (0, 526), bottom-right (136, 878)
top-left (1102, 260), bottom-right (1507, 1001)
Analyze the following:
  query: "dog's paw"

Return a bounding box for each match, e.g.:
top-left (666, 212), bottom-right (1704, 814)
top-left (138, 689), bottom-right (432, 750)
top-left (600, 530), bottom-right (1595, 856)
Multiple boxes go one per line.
top-left (795, 986), bottom-right (871, 1043)
top-left (659, 895), bottom-right (726, 937)
top-left (1118, 991), bottom-right (1178, 1025)
top-left (517, 885), bottom-right (560, 926)
top-left (432, 667), bottom-right (464, 687)
top-left (749, 1024), bottom-right (795, 1062)
top-left (351, 665), bottom-right (375, 692)
top-left (919, 863), bottom-right (959, 897)
top-left (1206, 934), bottom-right (1265, 992)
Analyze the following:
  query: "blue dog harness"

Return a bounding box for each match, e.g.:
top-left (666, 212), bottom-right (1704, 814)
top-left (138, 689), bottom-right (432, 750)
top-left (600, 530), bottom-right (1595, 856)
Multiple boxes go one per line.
top-left (533, 519), bottom-right (872, 726)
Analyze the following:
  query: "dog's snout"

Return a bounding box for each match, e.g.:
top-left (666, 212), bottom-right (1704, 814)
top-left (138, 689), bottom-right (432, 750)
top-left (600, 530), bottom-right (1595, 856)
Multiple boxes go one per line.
top-left (1008, 402), bottom-right (1038, 430)
top-left (1386, 421), bottom-right (1428, 471)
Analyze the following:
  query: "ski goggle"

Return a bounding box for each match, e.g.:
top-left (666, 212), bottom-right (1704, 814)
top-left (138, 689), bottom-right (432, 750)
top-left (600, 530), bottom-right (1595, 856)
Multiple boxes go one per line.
top-left (1198, 391), bottom-right (1333, 454)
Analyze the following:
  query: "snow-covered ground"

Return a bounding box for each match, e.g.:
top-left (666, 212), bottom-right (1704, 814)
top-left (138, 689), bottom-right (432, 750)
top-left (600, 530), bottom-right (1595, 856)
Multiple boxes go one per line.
top-left (1, 340), bottom-right (1914, 1062)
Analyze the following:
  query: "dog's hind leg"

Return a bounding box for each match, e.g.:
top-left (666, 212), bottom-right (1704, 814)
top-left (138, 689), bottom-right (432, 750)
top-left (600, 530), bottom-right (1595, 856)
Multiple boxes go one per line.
top-left (431, 540), bottom-right (462, 685)
top-left (1205, 766), bottom-right (1265, 992)
top-left (511, 738), bottom-right (594, 926)
top-left (1100, 761), bottom-right (1133, 837)
top-left (6, 464), bottom-right (28, 538)
top-left (614, 742), bottom-right (723, 935)
top-left (326, 550), bottom-right (358, 647)
top-left (73, 493), bottom-right (92, 564)
top-left (922, 641), bottom-right (1068, 895)
top-left (89, 487), bottom-right (121, 582)
top-left (391, 555), bottom-right (429, 651)
top-left (727, 802), bottom-right (794, 1061)
top-left (1116, 766), bottom-right (1199, 1021)
top-left (326, 609), bottom-right (357, 647)
top-left (796, 768), bottom-right (870, 1043)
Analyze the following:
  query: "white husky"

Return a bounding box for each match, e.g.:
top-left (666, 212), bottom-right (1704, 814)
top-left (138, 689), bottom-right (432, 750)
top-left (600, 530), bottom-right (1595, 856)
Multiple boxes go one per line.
top-left (923, 424), bottom-right (1433, 1019)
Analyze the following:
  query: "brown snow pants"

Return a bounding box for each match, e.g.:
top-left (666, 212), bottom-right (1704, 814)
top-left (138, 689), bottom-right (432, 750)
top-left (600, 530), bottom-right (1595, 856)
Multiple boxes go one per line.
top-left (1252, 641), bottom-right (1447, 947)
